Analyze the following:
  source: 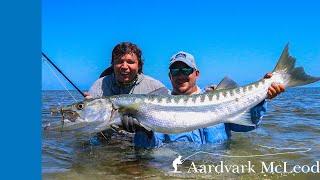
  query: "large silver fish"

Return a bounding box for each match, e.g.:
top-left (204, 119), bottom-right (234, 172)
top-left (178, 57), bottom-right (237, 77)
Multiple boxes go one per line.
top-left (52, 45), bottom-right (320, 134)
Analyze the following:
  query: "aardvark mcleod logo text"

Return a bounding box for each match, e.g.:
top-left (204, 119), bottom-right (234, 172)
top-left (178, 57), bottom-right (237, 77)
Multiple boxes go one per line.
top-left (170, 145), bottom-right (318, 174)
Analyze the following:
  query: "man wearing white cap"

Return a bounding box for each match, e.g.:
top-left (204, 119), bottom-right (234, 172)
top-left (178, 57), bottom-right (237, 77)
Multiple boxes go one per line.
top-left (133, 51), bottom-right (284, 148)
top-left (168, 51), bottom-right (201, 95)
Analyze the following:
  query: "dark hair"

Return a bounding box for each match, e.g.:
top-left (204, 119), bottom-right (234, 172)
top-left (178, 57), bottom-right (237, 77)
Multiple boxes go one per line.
top-left (99, 42), bottom-right (144, 78)
top-left (99, 66), bottom-right (113, 78)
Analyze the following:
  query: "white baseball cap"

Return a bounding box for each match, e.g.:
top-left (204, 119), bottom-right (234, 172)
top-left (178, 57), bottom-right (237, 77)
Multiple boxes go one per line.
top-left (169, 51), bottom-right (197, 70)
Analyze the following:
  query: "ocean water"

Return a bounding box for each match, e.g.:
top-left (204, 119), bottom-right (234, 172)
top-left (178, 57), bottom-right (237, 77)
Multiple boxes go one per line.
top-left (42, 88), bottom-right (320, 179)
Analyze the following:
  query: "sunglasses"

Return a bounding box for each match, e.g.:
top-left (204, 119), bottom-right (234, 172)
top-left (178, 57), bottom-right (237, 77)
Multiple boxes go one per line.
top-left (170, 67), bottom-right (194, 76)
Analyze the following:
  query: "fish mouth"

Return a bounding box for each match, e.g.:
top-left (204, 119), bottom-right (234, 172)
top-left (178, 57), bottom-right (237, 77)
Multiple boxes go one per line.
top-left (50, 107), bottom-right (80, 123)
top-left (61, 110), bottom-right (80, 122)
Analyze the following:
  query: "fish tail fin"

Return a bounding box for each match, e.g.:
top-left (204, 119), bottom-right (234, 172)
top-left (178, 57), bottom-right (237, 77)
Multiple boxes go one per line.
top-left (272, 44), bottom-right (320, 87)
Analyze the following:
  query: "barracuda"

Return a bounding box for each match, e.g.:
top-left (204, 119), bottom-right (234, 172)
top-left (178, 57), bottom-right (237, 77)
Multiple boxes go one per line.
top-left (52, 45), bottom-right (320, 134)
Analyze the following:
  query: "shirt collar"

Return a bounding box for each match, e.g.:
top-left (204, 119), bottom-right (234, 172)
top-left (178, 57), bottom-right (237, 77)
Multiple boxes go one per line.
top-left (111, 73), bottom-right (144, 88)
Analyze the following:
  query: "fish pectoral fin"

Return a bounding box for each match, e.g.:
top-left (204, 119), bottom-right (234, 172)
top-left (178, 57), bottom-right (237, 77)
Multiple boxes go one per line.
top-left (118, 103), bottom-right (141, 114)
top-left (229, 111), bottom-right (256, 127)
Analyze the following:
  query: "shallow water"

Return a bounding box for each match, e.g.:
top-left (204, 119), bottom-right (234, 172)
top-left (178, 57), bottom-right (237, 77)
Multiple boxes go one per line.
top-left (42, 88), bottom-right (320, 179)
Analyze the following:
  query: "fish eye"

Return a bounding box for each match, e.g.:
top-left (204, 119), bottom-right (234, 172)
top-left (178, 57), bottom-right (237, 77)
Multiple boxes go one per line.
top-left (76, 103), bottom-right (84, 110)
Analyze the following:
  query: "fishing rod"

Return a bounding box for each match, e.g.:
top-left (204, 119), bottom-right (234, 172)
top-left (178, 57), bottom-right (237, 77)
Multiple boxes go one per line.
top-left (42, 52), bottom-right (85, 97)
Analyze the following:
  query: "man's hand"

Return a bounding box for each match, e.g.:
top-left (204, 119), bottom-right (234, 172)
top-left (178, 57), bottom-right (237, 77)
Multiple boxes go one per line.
top-left (121, 115), bottom-right (140, 133)
top-left (264, 73), bottom-right (285, 99)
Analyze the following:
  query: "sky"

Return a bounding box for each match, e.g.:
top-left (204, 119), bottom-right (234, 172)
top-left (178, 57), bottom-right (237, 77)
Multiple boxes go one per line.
top-left (42, 0), bottom-right (320, 90)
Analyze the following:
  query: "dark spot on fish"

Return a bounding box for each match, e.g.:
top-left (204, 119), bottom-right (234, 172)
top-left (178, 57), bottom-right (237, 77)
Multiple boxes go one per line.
top-left (200, 95), bottom-right (206, 102)
top-left (174, 97), bottom-right (180, 104)
top-left (230, 90), bottom-right (234, 96)
top-left (235, 98), bottom-right (239, 102)
top-left (235, 88), bottom-right (241, 94)
top-left (157, 97), bottom-right (163, 103)
top-left (148, 96), bottom-right (155, 102)
top-left (140, 97), bottom-right (146, 103)
top-left (248, 85), bottom-right (253, 91)
top-left (153, 96), bottom-right (158, 102)
top-left (254, 83), bottom-right (259, 88)
top-left (223, 91), bottom-right (228, 97)
top-left (166, 97), bottom-right (172, 103)
top-left (183, 96), bottom-right (189, 103)
top-left (216, 93), bottom-right (220, 100)
top-left (208, 94), bottom-right (214, 101)
top-left (192, 96), bottom-right (197, 103)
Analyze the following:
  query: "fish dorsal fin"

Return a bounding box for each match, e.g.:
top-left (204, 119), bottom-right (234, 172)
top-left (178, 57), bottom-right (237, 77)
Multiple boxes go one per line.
top-left (215, 76), bottom-right (239, 90)
top-left (148, 87), bottom-right (170, 95)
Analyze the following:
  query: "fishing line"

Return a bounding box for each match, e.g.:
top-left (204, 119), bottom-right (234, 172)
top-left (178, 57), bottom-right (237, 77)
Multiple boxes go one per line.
top-left (42, 52), bottom-right (85, 97)
top-left (43, 57), bottom-right (78, 103)
top-left (180, 145), bottom-right (311, 163)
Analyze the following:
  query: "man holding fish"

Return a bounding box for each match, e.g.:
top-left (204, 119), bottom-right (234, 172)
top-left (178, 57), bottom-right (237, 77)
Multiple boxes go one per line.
top-left (131, 51), bottom-right (285, 148)
top-left (86, 42), bottom-right (285, 147)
